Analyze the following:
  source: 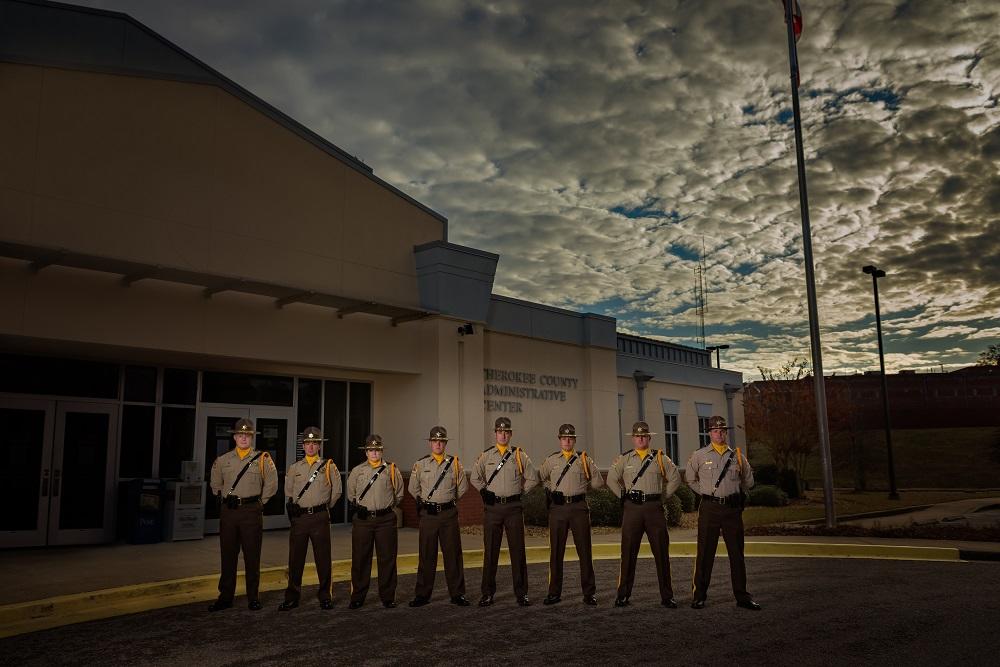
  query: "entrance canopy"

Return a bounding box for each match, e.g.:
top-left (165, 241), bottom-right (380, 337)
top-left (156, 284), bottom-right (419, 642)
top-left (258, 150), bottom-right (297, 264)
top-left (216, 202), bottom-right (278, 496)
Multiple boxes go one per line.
top-left (0, 241), bottom-right (434, 326)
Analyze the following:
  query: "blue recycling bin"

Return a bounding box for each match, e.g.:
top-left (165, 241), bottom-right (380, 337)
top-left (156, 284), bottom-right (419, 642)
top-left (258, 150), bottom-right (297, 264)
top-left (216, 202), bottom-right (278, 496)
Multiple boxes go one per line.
top-left (123, 478), bottom-right (164, 544)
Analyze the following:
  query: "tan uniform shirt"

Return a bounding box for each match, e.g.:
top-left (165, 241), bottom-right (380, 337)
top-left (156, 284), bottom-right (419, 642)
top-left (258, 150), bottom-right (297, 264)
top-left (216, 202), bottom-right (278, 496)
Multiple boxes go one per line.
top-left (408, 454), bottom-right (469, 502)
top-left (284, 458), bottom-right (343, 507)
top-left (347, 461), bottom-right (404, 512)
top-left (210, 448), bottom-right (278, 503)
top-left (685, 446), bottom-right (754, 497)
top-left (607, 449), bottom-right (681, 498)
top-left (470, 446), bottom-right (539, 496)
top-left (537, 450), bottom-right (605, 495)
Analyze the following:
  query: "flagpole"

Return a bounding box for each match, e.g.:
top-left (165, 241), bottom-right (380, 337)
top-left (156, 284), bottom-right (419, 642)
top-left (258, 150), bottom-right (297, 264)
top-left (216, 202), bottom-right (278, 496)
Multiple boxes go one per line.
top-left (783, 1), bottom-right (836, 528)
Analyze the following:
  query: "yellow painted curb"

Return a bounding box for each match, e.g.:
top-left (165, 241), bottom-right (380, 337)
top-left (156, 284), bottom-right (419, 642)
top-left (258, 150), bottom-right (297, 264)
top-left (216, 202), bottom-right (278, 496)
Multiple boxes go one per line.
top-left (0, 541), bottom-right (962, 638)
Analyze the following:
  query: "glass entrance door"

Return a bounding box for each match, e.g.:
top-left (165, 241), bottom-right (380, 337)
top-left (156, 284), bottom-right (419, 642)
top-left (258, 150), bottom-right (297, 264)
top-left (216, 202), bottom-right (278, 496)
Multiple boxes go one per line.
top-left (48, 403), bottom-right (118, 546)
top-left (197, 406), bottom-right (294, 533)
top-left (0, 398), bottom-right (55, 548)
top-left (0, 398), bottom-right (116, 548)
top-left (253, 409), bottom-right (293, 530)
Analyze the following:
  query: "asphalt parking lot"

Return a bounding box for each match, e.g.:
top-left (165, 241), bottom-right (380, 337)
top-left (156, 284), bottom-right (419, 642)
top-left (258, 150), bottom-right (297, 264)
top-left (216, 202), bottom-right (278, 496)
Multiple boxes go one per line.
top-left (4, 556), bottom-right (998, 666)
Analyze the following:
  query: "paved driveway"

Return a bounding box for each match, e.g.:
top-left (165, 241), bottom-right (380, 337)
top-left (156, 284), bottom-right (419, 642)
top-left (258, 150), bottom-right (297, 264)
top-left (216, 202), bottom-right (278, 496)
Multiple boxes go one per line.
top-left (4, 557), bottom-right (998, 666)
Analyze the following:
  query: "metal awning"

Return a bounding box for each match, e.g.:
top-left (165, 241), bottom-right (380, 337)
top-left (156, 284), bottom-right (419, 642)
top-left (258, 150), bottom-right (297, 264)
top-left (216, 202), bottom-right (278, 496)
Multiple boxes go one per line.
top-left (0, 241), bottom-right (435, 326)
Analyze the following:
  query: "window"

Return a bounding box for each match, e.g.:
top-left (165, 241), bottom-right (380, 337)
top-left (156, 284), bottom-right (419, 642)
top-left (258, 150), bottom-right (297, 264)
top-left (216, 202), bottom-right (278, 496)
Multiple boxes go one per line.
top-left (697, 417), bottom-right (711, 447)
top-left (0, 354), bottom-right (119, 399)
top-left (661, 399), bottom-right (680, 461)
top-left (163, 368), bottom-right (197, 405)
top-left (695, 402), bottom-right (713, 447)
top-left (159, 407), bottom-right (196, 478)
top-left (119, 405), bottom-right (155, 478)
top-left (296, 378), bottom-right (323, 460)
top-left (201, 371), bottom-right (293, 406)
top-left (124, 366), bottom-right (157, 403)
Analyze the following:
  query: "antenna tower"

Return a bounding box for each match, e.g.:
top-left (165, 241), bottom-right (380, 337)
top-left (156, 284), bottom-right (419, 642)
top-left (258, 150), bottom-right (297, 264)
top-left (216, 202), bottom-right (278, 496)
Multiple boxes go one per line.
top-left (694, 236), bottom-right (707, 347)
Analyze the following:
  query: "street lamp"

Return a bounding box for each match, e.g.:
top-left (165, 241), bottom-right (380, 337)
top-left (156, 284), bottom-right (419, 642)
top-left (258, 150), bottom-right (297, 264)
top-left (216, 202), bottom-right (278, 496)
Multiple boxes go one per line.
top-left (706, 344), bottom-right (731, 369)
top-left (862, 265), bottom-right (900, 500)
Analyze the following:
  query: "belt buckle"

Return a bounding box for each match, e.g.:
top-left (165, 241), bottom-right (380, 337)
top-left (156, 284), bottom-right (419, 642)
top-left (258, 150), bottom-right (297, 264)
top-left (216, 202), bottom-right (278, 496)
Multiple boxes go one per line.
top-left (235, 496), bottom-right (244, 506)
top-left (637, 490), bottom-right (646, 503)
top-left (306, 506), bottom-right (315, 515)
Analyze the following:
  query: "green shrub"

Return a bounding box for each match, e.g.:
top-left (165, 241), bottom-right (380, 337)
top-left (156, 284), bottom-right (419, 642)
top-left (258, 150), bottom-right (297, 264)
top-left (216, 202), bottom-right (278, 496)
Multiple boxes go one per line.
top-left (587, 487), bottom-right (622, 526)
top-left (777, 468), bottom-right (802, 499)
top-left (746, 484), bottom-right (789, 507)
top-left (664, 494), bottom-right (683, 526)
top-left (674, 484), bottom-right (697, 513)
top-left (521, 487), bottom-right (548, 526)
top-left (754, 464), bottom-right (780, 486)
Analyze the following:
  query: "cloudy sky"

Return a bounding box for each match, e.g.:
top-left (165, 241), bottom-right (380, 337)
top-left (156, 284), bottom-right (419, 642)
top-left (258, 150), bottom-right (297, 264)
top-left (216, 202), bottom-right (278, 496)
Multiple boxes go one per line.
top-left (78, 0), bottom-right (1000, 378)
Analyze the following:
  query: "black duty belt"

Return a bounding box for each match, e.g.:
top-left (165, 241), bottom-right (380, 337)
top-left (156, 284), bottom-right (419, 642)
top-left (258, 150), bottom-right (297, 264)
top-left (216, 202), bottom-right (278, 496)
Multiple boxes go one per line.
top-left (421, 500), bottom-right (457, 515)
top-left (625, 490), bottom-right (661, 505)
top-left (224, 495), bottom-right (261, 509)
top-left (484, 493), bottom-right (521, 506)
top-left (290, 503), bottom-right (329, 517)
top-left (704, 493), bottom-right (743, 506)
top-left (550, 492), bottom-right (586, 505)
top-left (355, 507), bottom-right (394, 520)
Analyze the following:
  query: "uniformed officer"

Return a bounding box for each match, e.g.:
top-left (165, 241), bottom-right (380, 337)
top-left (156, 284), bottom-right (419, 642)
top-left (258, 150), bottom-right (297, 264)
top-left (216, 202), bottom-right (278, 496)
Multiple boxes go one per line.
top-left (685, 415), bottom-right (761, 610)
top-left (538, 423), bottom-right (604, 606)
top-left (346, 434), bottom-right (404, 609)
top-left (470, 416), bottom-right (539, 607)
top-left (278, 427), bottom-right (343, 611)
top-left (208, 417), bottom-right (278, 611)
top-left (408, 426), bottom-right (470, 607)
top-left (607, 421), bottom-right (681, 608)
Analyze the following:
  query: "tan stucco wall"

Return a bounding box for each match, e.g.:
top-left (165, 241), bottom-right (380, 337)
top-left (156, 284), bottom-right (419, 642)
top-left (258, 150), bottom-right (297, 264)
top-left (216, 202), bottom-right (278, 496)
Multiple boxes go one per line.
top-left (0, 62), bottom-right (443, 308)
top-left (617, 376), bottom-right (745, 469)
top-left (482, 331), bottom-right (619, 469)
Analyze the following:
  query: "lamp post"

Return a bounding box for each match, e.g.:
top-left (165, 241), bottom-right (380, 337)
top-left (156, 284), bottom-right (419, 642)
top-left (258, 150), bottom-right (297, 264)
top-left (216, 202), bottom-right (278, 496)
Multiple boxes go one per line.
top-left (706, 344), bottom-right (731, 369)
top-left (862, 265), bottom-right (899, 500)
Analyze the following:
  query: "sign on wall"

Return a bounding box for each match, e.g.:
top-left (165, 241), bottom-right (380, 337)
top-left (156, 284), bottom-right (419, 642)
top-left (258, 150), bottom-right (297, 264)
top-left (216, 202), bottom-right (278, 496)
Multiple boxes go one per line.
top-left (483, 368), bottom-right (579, 413)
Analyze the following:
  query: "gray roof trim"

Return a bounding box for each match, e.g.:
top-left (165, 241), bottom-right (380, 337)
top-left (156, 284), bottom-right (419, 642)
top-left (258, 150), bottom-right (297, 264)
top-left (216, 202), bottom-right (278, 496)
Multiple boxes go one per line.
top-left (0, 0), bottom-right (447, 227)
top-left (489, 294), bottom-right (616, 323)
top-left (617, 331), bottom-right (709, 355)
top-left (1, 240), bottom-right (436, 325)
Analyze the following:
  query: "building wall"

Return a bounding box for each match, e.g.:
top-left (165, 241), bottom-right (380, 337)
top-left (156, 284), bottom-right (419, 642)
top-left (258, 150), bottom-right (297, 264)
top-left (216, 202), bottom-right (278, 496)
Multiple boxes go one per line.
top-left (482, 330), bottom-right (619, 468)
top-left (616, 377), bottom-right (743, 468)
top-left (0, 62), bottom-right (444, 308)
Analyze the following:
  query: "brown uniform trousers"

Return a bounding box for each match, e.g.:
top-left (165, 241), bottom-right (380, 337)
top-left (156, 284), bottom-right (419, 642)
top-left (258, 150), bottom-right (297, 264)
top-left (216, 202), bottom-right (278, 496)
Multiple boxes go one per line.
top-left (350, 512), bottom-right (398, 604)
top-left (415, 506), bottom-right (465, 599)
top-left (617, 500), bottom-right (674, 602)
top-left (218, 503), bottom-right (263, 602)
top-left (548, 501), bottom-right (595, 597)
top-left (693, 500), bottom-right (750, 603)
top-left (482, 501), bottom-right (528, 598)
top-left (285, 510), bottom-right (333, 604)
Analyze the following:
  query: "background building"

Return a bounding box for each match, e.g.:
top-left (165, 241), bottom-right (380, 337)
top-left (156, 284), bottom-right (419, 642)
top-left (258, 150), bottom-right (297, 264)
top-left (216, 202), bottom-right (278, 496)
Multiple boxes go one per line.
top-left (0, 0), bottom-right (742, 546)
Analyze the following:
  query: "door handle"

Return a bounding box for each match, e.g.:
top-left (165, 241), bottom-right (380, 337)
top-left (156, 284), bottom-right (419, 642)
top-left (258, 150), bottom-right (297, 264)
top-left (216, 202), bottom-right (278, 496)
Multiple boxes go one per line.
top-left (52, 469), bottom-right (62, 498)
top-left (41, 469), bottom-right (50, 497)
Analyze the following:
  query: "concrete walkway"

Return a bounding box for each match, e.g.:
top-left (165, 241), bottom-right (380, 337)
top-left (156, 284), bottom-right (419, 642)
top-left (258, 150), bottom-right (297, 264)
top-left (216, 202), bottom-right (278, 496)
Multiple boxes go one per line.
top-left (842, 496), bottom-right (1000, 529)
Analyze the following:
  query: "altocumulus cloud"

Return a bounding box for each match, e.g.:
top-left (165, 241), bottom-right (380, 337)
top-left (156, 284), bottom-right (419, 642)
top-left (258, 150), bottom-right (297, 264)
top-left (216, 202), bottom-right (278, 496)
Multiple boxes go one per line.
top-left (76, 0), bottom-right (1000, 377)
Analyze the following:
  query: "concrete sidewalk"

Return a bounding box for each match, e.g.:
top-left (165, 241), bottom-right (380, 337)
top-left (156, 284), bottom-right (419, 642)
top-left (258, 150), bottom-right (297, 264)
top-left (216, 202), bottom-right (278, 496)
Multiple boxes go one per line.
top-left (2, 524), bottom-right (998, 606)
